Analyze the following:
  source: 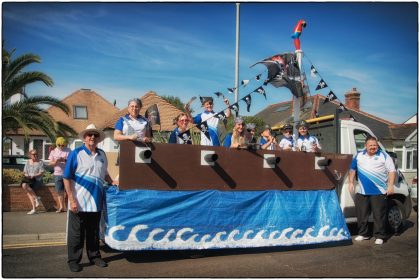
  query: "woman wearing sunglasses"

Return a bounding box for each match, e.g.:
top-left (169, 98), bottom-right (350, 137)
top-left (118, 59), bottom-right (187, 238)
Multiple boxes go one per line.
top-left (21, 149), bottom-right (45, 214)
top-left (169, 113), bottom-right (192, 144)
top-left (48, 137), bottom-right (71, 213)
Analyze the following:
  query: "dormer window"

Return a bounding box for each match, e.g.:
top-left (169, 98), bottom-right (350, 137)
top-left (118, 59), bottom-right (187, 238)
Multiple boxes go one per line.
top-left (73, 105), bottom-right (88, 119)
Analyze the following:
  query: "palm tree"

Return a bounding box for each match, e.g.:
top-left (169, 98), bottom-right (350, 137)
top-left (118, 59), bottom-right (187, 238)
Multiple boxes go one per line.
top-left (2, 46), bottom-right (77, 141)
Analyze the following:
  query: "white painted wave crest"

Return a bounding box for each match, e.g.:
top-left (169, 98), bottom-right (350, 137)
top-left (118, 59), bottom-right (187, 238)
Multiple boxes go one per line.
top-left (104, 225), bottom-right (350, 251)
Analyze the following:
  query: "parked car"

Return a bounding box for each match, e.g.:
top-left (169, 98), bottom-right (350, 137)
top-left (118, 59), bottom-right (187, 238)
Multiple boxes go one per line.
top-left (2, 155), bottom-right (29, 171)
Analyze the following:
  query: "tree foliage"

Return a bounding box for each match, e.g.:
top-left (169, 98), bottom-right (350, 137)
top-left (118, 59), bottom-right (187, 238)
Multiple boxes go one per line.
top-left (2, 45), bottom-right (77, 141)
top-left (225, 115), bottom-right (266, 134)
top-left (161, 95), bottom-right (194, 114)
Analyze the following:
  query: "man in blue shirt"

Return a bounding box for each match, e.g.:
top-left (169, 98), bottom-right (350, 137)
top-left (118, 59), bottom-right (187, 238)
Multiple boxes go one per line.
top-left (348, 136), bottom-right (396, 245)
top-left (64, 124), bottom-right (116, 272)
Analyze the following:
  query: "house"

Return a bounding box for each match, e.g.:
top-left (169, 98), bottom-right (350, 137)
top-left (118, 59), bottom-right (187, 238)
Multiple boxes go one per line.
top-left (3, 89), bottom-right (120, 161)
top-left (255, 88), bottom-right (417, 180)
top-left (102, 90), bottom-right (185, 177)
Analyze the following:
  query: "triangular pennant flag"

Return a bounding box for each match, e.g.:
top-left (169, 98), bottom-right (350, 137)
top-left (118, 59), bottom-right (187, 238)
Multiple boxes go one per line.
top-left (255, 74), bottom-right (262, 81)
top-left (323, 91), bottom-right (338, 104)
top-left (241, 79), bottom-right (250, 87)
top-left (253, 86), bottom-right (267, 99)
top-left (145, 104), bottom-right (161, 125)
top-left (227, 87), bottom-right (236, 94)
top-left (215, 111), bottom-right (226, 121)
top-left (196, 121), bottom-right (211, 141)
top-left (242, 94), bottom-right (252, 112)
top-left (178, 130), bottom-right (192, 144)
top-left (310, 65), bottom-right (318, 78)
top-left (229, 103), bottom-right (239, 113)
top-left (338, 102), bottom-right (347, 113)
top-left (315, 79), bottom-right (328, 91)
top-left (214, 92), bottom-right (224, 98)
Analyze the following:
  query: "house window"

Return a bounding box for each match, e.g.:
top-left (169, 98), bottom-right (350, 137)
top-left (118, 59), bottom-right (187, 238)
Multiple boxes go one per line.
top-left (33, 139), bottom-right (44, 159)
top-left (393, 145), bottom-right (417, 171)
top-left (3, 137), bottom-right (12, 156)
top-left (74, 105), bottom-right (88, 119)
top-left (44, 142), bottom-right (53, 160)
top-left (406, 149), bottom-right (418, 171)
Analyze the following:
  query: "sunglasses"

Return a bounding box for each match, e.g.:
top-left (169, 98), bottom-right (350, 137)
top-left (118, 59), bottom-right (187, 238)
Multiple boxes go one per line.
top-left (86, 133), bottom-right (99, 137)
top-left (31, 153), bottom-right (38, 156)
top-left (206, 102), bottom-right (213, 105)
top-left (179, 119), bottom-right (189, 122)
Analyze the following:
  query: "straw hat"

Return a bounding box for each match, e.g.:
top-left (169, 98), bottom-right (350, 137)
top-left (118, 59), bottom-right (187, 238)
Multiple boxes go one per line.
top-left (78, 124), bottom-right (105, 142)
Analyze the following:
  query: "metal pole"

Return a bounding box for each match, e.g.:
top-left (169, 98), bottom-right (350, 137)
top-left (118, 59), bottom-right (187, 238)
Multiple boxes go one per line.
top-left (293, 50), bottom-right (303, 137)
top-left (234, 3), bottom-right (240, 108)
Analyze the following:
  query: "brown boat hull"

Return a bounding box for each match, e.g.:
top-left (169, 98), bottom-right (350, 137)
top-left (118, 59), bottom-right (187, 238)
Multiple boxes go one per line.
top-left (119, 141), bottom-right (352, 191)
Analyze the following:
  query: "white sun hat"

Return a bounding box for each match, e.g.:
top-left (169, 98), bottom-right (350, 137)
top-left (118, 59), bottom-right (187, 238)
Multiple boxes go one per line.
top-left (78, 124), bottom-right (105, 142)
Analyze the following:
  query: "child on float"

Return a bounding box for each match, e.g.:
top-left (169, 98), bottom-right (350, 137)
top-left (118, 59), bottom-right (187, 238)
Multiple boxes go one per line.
top-left (188, 96), bottom-right (231, 146)
top-left (296, 120), bottom-right (321, 152)
top-left (278, 124), bottom-right (296, 151)
top-left (260, 125), bottom-right (279, 150)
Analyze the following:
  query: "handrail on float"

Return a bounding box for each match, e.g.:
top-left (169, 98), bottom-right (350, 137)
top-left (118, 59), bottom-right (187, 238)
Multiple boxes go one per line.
top-left (271, 114), bottom-right (335, 130)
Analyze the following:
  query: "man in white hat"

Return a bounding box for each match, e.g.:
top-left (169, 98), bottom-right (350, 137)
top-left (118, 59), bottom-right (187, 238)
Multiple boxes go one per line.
top-left (63, 124), bottom-right (115, 272)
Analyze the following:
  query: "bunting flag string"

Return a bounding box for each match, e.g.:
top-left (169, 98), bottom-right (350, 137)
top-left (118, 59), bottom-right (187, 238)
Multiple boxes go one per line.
top-left (304, 54), bottom-right (356, 120)
top-left (242, 94), bottom-right (252, 112)
top-left (182, 68), bottom-right (272, 136)
top-left (229, 103), bottom-right (240, 114)
top-left (214, 91), bottom-right (225, 99)
top-left (315, 79), bottom-right (328, 91)
top-left (196, 121), bottom-right (211, 141)
top-left (227, 88), bottom-right (236, 94)
top-left (310, 65), bottom-right (318, 78)
top-left (241, 79), bottom-right (250, 87)
top-left (178, 130), bottom-right (193, 144)
top-left (323, 91), bottom-right (338, 104)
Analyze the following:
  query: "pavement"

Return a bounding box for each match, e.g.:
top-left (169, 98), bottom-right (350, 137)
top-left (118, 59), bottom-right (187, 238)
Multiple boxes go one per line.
top-left (2, 211), bottom-right (67, 247)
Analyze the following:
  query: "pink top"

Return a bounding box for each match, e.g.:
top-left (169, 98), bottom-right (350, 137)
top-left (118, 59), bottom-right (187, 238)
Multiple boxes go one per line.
top-left (48, 147), bottom-right (71, 176)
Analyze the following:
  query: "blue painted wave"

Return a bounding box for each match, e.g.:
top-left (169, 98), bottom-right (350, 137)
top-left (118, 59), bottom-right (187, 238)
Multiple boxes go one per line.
top-left (104, 187), bottom-right (350, 250)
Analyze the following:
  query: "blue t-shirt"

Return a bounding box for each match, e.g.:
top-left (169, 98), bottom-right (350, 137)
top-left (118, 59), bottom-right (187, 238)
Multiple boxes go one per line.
top-left (224, 133), bottom-right (233, 147)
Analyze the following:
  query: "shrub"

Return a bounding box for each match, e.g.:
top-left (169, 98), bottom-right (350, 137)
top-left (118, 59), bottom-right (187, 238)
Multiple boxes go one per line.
top-left (2, 169), bottom-right (24, 184)
top-left (2, 169), bottom-right (54, 185)
top-left (43, 171), bottom-right (54, 184)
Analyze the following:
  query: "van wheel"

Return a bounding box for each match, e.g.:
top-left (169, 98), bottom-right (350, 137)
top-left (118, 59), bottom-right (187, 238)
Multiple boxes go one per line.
top-left (387, 199), bottom-right (404, 233)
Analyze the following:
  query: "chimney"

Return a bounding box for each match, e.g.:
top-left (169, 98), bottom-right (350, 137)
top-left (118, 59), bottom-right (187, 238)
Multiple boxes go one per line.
top-left (345, 88), bottom-right (361, 110)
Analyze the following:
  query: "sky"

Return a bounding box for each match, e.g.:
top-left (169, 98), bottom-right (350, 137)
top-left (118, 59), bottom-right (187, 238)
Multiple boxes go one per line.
top-left (2, 2), bottom-right (418, 124)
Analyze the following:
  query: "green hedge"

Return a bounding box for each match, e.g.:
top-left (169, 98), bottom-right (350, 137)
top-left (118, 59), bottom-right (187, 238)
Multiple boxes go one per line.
top-left (2, 169), bottom-right (54, 185)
